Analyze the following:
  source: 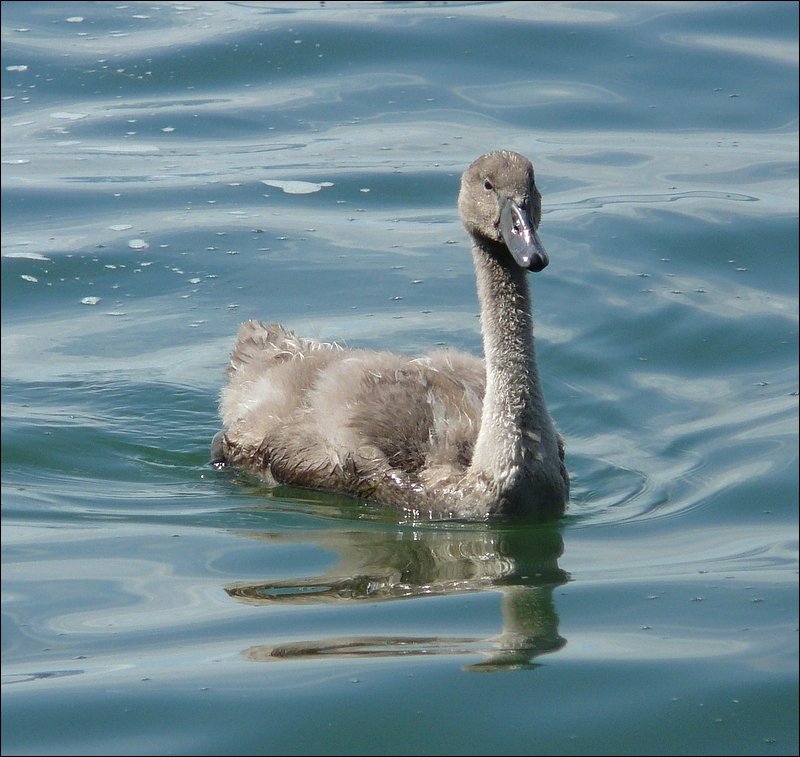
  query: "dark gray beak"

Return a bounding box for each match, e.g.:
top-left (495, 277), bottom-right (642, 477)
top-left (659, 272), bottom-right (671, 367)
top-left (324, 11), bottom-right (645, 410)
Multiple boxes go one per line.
top-left (499, 199), bottom-right (549, 272)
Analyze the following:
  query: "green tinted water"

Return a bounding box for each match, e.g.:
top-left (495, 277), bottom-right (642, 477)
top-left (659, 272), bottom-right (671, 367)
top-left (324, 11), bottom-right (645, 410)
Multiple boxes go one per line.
top-left (2, 2), bottom-right (798, 755)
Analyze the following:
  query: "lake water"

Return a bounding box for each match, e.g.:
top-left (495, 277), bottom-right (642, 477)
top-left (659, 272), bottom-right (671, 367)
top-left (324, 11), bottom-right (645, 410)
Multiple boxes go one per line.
top-left (1, 2), bottom-right (798, 755)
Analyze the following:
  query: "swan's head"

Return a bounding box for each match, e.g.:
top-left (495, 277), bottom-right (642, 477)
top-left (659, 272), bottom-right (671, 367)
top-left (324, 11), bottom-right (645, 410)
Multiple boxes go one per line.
top-left (458, 150), bottom-right (548, 272)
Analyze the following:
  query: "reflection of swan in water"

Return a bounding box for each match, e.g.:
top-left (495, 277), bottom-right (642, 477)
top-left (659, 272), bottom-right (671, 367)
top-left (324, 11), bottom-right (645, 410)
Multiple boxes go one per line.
top-left (225, 521), bottom-right (568, 671)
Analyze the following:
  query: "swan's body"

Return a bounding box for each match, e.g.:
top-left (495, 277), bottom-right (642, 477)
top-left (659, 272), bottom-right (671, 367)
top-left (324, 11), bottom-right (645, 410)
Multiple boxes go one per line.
top-left (214, 151), bottom-right (568, 519)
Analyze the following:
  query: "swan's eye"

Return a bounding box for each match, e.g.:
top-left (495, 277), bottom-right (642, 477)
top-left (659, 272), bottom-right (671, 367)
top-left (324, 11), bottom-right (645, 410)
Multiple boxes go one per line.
top-left (483, 179), bottom-right (493, 191)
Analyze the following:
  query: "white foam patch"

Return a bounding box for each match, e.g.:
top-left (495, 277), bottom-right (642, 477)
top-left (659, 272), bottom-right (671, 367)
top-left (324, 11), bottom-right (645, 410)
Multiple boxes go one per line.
top-left (5, 252), bottom-right (50, 261)
top-left (260, 179), bottom-right (334, 195)
top-left (49, 111), bottom-right (88, 121)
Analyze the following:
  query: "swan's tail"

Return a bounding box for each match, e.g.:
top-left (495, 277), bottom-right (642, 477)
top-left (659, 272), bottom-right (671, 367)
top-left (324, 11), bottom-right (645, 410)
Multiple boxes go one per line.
top-left (228, 320), bottom-right (343, 376)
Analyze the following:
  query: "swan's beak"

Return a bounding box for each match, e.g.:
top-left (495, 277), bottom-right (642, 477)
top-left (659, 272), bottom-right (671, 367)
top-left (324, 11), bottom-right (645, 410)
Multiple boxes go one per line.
top-left (499, 199), bottom-right (549, 272)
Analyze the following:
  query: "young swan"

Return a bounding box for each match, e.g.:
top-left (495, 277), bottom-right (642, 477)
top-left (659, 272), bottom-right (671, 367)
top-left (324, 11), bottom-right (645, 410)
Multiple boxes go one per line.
top-left (214, 151), bottom-right (568, 520)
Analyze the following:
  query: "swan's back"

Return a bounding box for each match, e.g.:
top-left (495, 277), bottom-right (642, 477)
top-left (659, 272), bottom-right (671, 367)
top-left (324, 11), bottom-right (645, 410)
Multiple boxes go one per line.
top-left (219, 321), bottom-right (487, 507)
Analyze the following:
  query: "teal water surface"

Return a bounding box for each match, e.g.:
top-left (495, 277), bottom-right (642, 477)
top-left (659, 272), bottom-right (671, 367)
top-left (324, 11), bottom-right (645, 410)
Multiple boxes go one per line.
top-left (2, 2), bottom-right (798, 755)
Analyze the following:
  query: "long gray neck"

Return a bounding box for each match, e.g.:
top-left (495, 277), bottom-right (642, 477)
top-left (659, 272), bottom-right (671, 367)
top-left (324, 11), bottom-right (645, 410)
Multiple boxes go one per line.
top-left (469, 239), bottom-right (550, 489)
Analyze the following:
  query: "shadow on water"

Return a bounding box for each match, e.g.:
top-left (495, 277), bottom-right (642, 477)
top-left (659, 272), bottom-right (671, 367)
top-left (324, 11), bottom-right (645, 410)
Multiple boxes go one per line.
top-left (224, 509), bottom-right (568, 672)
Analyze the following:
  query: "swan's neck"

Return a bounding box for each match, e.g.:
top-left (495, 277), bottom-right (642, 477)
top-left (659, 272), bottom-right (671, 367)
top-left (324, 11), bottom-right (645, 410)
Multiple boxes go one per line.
top-left (468, 239), bottom-right (557, 511)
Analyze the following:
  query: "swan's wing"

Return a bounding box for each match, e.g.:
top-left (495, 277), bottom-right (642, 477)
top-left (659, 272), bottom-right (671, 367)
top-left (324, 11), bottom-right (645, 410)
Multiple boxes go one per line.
top-left (341, 350), bottom-right (486, 477)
